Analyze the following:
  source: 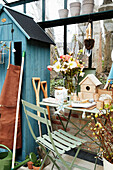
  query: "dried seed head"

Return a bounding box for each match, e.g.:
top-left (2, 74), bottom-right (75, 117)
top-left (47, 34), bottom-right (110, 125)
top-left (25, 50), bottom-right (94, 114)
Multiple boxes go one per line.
top-left (97, 131), bottom-right (99, 135)
top-left (95, 113), bottom-right (98, 118)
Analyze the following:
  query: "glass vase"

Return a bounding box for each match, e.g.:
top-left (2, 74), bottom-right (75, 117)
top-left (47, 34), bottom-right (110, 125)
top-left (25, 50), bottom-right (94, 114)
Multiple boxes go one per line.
top-left (64, 76), bottom-right (75, 95)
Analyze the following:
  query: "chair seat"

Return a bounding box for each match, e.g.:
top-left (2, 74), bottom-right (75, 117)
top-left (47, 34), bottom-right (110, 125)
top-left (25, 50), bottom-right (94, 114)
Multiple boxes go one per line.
top-left (36, 129), bottom-right (86, 155)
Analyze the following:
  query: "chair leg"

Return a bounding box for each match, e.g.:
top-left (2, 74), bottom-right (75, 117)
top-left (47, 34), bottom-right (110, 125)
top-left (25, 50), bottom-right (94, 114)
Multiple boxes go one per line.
top-left (38, 143), bottom-right (61, 170)
top-left (70, 145), bottom-right (81, 169)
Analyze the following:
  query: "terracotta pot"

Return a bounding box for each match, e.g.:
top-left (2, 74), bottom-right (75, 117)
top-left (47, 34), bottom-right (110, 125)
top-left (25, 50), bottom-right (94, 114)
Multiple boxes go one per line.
top-left (58, 9), bottom-right (69, 18)
top-left (27, 161), bottom-right (33, 169)
top-left (82, 0), bottom-right (94, 3)
top-left (82, 1), bottom-right (94, 14)
top-left (70, 2), bottom-right (81, 16)
top-left (33, 165), bottom-right (43, 170)
top-left (103, 158), bottom-right (113, 170)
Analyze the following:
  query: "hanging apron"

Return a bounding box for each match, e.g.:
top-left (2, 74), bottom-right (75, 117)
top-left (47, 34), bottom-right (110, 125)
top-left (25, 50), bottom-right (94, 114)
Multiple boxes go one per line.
top-left (0, 64), bottom-right (22, 149)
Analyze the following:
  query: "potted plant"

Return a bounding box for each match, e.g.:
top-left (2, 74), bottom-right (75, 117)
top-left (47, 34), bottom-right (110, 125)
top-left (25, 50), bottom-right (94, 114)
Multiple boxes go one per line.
top-left (87, 105), bottom-right (113, 169)
top-left (25, 154), bottom-right (33, 169)
top-left (33, 159), bottom-right (43, 170)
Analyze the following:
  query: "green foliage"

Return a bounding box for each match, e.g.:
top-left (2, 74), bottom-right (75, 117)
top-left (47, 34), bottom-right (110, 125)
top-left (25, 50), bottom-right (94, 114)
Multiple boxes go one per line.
top-left (98, 76), bottom-right (107, 85)
top-left (50, 78), bottom-right (64, 95)
top-left (25, 155), bottom-right (29, 160)
top-left (33, 159), bottom-right (42, 167)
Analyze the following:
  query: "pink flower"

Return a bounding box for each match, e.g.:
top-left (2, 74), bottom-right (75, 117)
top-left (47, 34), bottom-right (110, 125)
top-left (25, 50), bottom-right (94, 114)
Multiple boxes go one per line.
top-left (60, 55), bottom-right (71, 62)
top-left (47, 65), bottom-right (53, 71)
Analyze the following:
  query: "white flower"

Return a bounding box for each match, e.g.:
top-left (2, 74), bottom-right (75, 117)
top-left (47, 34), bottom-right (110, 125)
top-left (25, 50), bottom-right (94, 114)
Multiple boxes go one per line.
top-left (60, 67), bottom-right (67, 72)
top-left (53, 61), bottom-right (61, 72)
top-left (69, 61), bottom-right (77, 69)
top-left (79, 72), bottom-right (85, 77)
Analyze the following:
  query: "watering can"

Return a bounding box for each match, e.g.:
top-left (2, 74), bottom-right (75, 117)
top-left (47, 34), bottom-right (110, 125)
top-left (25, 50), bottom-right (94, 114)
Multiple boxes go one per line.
top-left (0, 144), bottom-right (12, 170)
top-left (0, 144), bottom-right (37, 170)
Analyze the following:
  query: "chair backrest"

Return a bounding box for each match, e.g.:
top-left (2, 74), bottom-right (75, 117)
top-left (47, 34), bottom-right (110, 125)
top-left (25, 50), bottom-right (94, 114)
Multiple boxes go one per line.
top-left (22, 100), bottom-right (52, 140)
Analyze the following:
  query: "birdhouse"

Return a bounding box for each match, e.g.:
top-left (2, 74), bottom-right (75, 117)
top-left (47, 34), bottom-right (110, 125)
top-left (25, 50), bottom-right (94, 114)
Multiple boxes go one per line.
top-left (79, 74), bottom-right (102, 100)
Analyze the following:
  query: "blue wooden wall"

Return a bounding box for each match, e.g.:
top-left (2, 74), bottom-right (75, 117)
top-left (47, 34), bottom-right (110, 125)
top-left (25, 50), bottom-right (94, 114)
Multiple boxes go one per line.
top-left (21, 40), bottom-right (50, 160)
top-left (0, 9), bottom-right (51, 161)
top-left (0, 10), bottom-right (26, 93)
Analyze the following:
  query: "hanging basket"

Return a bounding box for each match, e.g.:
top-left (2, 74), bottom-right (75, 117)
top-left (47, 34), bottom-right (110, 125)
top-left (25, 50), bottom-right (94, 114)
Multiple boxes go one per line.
top-left (0, 144), bottom-right (12, 170)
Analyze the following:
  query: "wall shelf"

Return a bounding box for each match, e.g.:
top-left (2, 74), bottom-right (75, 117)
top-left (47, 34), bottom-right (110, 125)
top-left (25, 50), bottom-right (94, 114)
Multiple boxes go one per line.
top-left (38, 9), bottom-right (113, 28)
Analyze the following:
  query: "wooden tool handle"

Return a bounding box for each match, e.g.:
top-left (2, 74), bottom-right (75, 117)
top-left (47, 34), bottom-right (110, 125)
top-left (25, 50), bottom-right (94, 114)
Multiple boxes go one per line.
top-left (41, 81), bottom-right (47, 98)
top-left (41, 81), bottom-right (50, 120)
top-left (88, 23), bottom-right (91, 39)
top-left (32, 77), bottom-right (42, 136)
top-left (32, 77), bottom-right (40, 99)
top-left (86, 27), bottom-right (89, 39)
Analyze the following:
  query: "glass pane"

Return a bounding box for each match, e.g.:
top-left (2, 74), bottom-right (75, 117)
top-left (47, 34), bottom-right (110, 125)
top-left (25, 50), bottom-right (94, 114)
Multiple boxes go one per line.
top-left (26, 1), bottom-right (42, 22)
top-left (46, 0), bottom-right (64, 20)
top-left (67, 23), bottom-right (89, 67)
top-left (93, 19), bottom-right (113, 76)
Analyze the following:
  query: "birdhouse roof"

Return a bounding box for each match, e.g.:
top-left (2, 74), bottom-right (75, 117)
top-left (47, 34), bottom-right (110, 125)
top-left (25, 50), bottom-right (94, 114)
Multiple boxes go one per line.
top-left (79, 74), bottom-right (102, 86)
top-left (0, 4), bottom-right (55, 44)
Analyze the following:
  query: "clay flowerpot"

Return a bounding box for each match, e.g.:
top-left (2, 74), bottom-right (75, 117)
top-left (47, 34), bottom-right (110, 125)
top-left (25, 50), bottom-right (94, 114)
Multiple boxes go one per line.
top-left (82, 0), bottom-right (94, 14)
top-left (103, 158), bottom-right (113, 170)
top-left (70, 2), bottom-right (81, 16)
top-left (27, 161), bottom-right (33, 169)
top-left (33, 165), bottom-right (43, 170)
top-left (58, 9), bottom-right (69, 18)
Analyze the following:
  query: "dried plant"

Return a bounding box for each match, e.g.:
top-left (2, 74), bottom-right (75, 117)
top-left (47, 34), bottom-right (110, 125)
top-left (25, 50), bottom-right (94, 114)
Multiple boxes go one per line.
top-left (87, 107), bottom-right (113, 163)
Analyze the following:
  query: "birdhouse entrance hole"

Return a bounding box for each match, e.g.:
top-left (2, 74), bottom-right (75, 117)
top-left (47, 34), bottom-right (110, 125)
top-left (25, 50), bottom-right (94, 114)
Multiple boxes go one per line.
top-left (86, 86), bottom-right (90, 91)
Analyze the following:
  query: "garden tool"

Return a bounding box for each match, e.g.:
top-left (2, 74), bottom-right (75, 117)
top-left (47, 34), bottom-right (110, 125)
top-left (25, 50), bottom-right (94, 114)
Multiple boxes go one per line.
top-left (32, 77), bottom-right (42, 136)
top-left (12, 51), bottom-right (25, 169)
top-left (7, 41), bottom-right (11, 69)
top-left (12, 152), bottom-right (37, 170)
top-left (0, 144), bottom-right (37, 170)
top-left (0, 144), bottom-right (12, 170)
top-left (84, 23), bottom-right (95, 56)
top-left (41, 81), bottom-right (50, 120)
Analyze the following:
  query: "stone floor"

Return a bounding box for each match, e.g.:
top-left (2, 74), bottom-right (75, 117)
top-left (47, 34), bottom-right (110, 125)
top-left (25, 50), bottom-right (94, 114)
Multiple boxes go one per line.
top-left (18, 154), bottom-right (103, 170)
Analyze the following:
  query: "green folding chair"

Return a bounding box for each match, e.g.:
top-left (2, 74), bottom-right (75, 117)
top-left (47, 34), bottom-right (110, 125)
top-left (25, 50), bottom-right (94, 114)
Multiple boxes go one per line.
top-left (22, 100), bottom-right (88, 170)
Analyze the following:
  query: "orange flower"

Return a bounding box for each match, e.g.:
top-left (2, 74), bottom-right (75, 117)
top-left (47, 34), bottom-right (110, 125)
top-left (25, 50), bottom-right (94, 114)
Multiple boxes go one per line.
top-left (60, 55), bottom-right (71, 62)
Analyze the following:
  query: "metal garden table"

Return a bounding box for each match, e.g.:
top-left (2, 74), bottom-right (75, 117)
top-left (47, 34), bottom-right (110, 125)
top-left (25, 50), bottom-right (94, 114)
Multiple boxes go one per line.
top-left (39, 101), bottom-right (99, 141)
top-left (39, 101), bottom-right (101, 170)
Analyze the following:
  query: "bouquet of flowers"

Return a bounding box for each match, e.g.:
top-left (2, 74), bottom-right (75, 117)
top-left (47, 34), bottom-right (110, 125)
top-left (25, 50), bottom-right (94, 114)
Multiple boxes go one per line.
top-left (47, 54), bottom-right (84, 94)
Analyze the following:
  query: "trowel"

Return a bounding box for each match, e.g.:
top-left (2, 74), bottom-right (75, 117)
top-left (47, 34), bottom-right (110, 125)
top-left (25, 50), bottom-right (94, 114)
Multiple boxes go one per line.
top-left (84, 23), bottom-right (95, 56)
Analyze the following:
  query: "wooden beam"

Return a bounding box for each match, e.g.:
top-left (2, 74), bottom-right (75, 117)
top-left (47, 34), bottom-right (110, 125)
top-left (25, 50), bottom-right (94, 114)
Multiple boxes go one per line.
top-left (42, 0), bottom-right (45, 22)
top-left (38, 10), bottom-right (113, 28)
top-left (64, 0), bottom-right (67, 54)
top-left (6, 0), bottom-right (39, 7)
top-left (3, 0), bottom-right (8, 4)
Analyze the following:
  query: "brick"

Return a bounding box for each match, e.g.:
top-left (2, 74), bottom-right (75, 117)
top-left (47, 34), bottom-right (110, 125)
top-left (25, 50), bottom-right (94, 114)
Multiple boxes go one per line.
top-left (52, 120), bottom-right (61, 125)
top-left (52, 115), bottom-right (56, 119)
top-left (70, 113), bottom-right (79, 118)
top-left (56, 115), bottom-right (67, 122)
